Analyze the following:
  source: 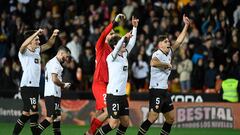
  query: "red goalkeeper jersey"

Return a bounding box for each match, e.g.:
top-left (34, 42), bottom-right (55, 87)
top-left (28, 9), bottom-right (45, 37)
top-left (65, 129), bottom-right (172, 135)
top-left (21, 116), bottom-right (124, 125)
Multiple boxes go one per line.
top-left (93, 22), bottom-right (113, 84)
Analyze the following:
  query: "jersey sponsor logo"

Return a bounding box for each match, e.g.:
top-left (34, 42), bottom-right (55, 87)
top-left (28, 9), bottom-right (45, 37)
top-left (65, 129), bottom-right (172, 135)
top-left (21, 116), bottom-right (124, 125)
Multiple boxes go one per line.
top-left (123, 66), bottom-right (128, 71)
top-left (34, 58), bottom-right (39, 64)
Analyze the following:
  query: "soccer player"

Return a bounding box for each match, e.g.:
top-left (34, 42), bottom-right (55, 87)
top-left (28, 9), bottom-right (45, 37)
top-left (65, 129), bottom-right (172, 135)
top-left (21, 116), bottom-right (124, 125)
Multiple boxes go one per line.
top-left (13, 28), bottom-right (59, 135)
top-left (85, 14), bottom-right (125, 135)
top-left (95, 16), bottom-right (138, 135)
top-left (36, 46), bottom-right (71, 135)
top-left (137, 14), bottom-right (190, 135)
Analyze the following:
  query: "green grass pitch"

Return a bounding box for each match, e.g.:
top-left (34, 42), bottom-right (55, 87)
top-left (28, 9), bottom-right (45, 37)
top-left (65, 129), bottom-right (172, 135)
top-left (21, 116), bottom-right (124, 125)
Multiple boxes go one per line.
top-left (1, 122), bottom-right (239, 135)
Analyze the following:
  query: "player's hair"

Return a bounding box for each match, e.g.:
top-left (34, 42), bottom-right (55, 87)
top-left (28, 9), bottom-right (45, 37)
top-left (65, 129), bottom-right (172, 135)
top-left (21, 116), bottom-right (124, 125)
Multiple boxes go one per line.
top-left (109, 34), bottom-right (121, 49)
top-left (155, 35), bottom-right (169, 48)
top-left (58, 46), bottom-right (71, 54)
top-left (157, 35), bottom-right (168, 43)
top-left (23, 30), bottom-right (37, 40)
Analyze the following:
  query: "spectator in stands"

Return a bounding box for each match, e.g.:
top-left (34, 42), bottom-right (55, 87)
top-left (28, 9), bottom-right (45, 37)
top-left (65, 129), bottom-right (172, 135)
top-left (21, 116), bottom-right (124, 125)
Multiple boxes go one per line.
top-left (131, 54), bottom-right (149, 92)
top-left (58, 32), bottom-right (68, 46)
top-left (66, 33), bottom-right (82, 63)
top-left (215, 64), bottom-right (226, 93)
top-left (233, 4), bottom-right (240, 28)
top-left (202, 33), bottom-right (214, 61)
top-left (226, 51), bottom-right (240, 80)
top-left (188, 27), bottom-right (201, 58)
top-left (201, 9), bottom-right (221, 35)
top-left (0, 30), bottom-right (8, 58)
top-left (62, 58), bottom-right (77, 90)
top-left (204, 59), bottom-right (218, 93)
top-left (213, 30), bottom-right (227, 66)
top-left (11, 59), bottom-right (22, 88)
top-left (229, 28), bottom-right (240, 51)
top-left (79, 46), bottom-right (95, 91)
top-left (177, 53), bottom-right (193, 93)
top-left (88, 17), bottom-right (100, 45)
top-left (122, 0), bottom-right (136, 20)
top-left (0, 59), bottom-right (18, 97)
top-left (191, 58), bottom-right (205, 93)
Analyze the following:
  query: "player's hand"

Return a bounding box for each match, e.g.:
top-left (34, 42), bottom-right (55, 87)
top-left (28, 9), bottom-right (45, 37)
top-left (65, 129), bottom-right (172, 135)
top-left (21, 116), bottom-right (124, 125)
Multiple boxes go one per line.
top-left (37, 28), bottom-right (43, 34)
top-left (63, 82), bottom-right (71, 89)
top-left (167, 63), bottom-right (172, 69)
top-left (52, 29), bottom-right (59, 36)
top-left (183, 14), bottom-right (190, 26)
top-left (114, 14), bottom-right (125, 23)
top-left (131, 16), bottom-right (139, 27)
top-left (125, 31), bottom-right (133, 39)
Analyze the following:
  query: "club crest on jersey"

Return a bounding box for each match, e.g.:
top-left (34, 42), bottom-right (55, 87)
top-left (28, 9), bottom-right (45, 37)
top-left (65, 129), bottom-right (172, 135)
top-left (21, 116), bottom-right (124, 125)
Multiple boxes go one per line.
top-left (155, 105), bottom-right (159, 109)
top-left (113, 111), bottom-right (118, 115)
top-left (123, 66), bottom-right (128, 71)
top-left (34, 58), bottom-right (39, 64)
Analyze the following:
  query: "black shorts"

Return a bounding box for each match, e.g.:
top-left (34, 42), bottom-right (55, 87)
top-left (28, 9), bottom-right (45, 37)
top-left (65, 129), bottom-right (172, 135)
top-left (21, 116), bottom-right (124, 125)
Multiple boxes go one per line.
top-left (107, 94), bottom-right (129, 119)
top-left (20, 87), bottom-right (39, 112)
top-left (44, 96), bottom-right (61, 118)
top-left (149, 89), bottom-right (174, 113)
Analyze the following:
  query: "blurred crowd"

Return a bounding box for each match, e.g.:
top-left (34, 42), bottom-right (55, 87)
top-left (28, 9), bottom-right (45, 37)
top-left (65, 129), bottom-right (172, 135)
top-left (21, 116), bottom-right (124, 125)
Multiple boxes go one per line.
top-left (0, 0), bottom-right (239, 97)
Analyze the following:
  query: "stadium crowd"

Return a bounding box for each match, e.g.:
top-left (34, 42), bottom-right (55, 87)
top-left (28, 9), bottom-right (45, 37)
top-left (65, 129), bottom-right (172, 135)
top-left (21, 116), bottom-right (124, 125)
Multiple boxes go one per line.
top-left (0, 0), bottom-right (239, 97)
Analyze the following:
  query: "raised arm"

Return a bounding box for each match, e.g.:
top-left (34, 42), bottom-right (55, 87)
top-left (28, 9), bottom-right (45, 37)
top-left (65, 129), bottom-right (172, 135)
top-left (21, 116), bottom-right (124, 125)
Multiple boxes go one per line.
top-left (95, 22), bottom-right (114, 51)
top-left (111, 36), bottom-right (125, 60)
top-left (96, 14), bottom-right (125, 51)
top-left (126, 16), bottom-right (139, 53)
top-left (171, 14), bottom-right (190, 52)
top-left (40, 29), bottom-right (59, 53)
top-left (19, 29), bottom-right (43, 54)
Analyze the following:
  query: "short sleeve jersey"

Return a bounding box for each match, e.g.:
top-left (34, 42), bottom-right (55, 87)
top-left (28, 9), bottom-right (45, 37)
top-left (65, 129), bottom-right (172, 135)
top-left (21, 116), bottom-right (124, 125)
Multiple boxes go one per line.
top-left (44, 57), bottom-right (63, 97)
top-left (18, 47), bottom-right (41, 87)
top-left (149, 49), bottom-right (173, 89)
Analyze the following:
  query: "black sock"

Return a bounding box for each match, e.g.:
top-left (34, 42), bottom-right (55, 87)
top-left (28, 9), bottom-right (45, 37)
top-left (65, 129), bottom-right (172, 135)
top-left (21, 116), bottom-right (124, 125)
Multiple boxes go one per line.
top-left (116, 124), bottom-right (128, 135)
top-left (138, 119), bottom-right (152, 135)
top-left (13, 114), bottom-right (30, 134)
top-left (37, 119), bottom-right (51, 134)
top-left (160, 122), bottom-right (172, 135)
top-left (96, 124), bottom-right (113, 135)
top-left (30, 114), bottom-right (39, 135)
top-left (53, 120), bottom-right (61, 135)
